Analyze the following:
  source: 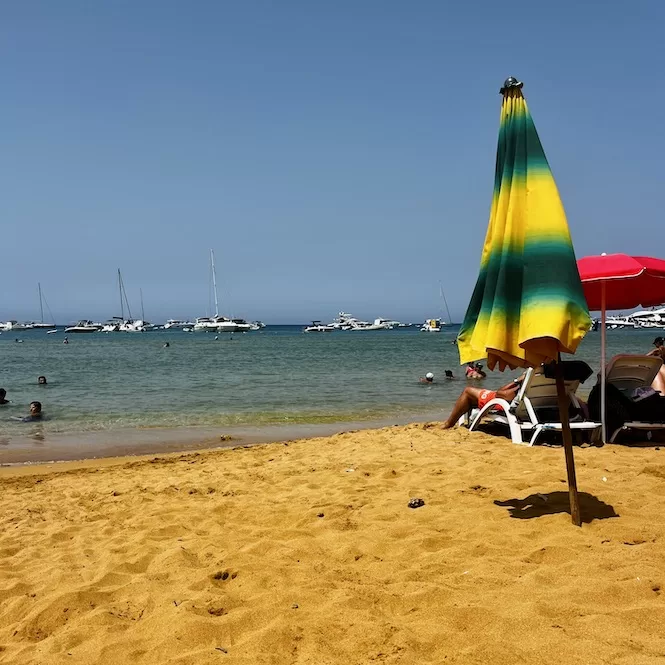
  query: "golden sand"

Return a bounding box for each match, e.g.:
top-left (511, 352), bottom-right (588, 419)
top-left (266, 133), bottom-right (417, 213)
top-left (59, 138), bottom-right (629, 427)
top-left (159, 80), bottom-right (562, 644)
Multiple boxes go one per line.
top-left (1, 424), bottom-right (664, 664)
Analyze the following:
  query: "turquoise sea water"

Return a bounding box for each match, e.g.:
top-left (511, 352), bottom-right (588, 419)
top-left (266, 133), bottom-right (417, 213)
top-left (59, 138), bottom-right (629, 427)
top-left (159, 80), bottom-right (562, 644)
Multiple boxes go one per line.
top-left (0, 325), bottom-right (657, 454)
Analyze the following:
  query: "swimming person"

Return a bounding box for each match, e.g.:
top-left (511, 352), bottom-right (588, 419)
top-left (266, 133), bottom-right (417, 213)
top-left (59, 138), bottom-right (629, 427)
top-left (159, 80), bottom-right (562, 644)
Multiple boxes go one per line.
top-left (444, 370), bottom-right (455, 380)
top-left (63, 337), bottom-right (69, 344)
top-left (419, 372), bottom-right (435, 384)
top-left (0, 389), bottom-right (9, 405)
top-left (465, 362), bottom-right (486, 380)
top-left (38, 376), bottom-right (47, 385)
top-left (442, 375), bottom-right (525, 429)
top-left (12, 401), bottom-right (43, 422)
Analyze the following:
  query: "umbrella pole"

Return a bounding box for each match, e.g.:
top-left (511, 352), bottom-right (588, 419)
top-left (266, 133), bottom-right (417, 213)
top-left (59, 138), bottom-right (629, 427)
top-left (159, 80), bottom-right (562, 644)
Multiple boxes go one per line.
top-left (554, 354), bottom-right (582, 526)
top-left (601, 282), bottom-right (607, 443)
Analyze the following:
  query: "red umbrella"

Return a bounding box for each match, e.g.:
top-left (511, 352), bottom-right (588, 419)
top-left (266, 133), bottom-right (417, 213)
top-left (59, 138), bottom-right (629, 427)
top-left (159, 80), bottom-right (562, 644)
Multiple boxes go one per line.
top-left (577, 253), bottom-right (665, 441)
top-left (578, 254), bottom-right (665, 310)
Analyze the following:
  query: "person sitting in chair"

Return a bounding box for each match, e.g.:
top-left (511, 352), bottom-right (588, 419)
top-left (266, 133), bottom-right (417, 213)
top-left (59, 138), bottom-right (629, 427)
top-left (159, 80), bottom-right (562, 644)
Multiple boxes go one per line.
top-left (647, 337), bottom-right (665, 395)
top-left (442, 373), bottom-right (526, 429)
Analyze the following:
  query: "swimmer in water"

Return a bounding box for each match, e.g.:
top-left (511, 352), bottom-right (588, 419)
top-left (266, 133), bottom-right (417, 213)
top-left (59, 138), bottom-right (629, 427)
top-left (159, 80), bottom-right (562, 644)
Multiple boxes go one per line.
top-left (0, 388), bottom-right (9, 405)
top-left (12, 401), bottom-right (43, 422)
top-left (163, 342), bottom-right (170, 348)
top-left (419, 372), bottom-right (435, 384)
top-left (38, 376), bottom-right (47, 385)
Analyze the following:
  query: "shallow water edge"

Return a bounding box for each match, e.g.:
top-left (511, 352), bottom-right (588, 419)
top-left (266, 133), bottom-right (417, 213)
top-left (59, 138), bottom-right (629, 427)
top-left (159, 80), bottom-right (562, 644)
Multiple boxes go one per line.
top-left (0, 410), bottom-right (444, 466)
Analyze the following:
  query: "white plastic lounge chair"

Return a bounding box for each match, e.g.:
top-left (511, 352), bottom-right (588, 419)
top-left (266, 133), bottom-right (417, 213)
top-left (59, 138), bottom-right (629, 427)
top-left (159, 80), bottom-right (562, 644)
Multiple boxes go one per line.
top-left (604, 354), bottom-right (665, 442)
top-left (462, 366), bottom-right (600, 446)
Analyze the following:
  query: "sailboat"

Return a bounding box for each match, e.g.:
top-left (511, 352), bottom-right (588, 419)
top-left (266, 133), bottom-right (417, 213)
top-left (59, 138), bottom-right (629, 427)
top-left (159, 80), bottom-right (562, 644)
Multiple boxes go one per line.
top-left (421, 283), bottom-right (452, 332)
top-left (102, 270), bottom-right (146, 332)
top-left (193, 250), bottom-right (253, 332)
top-left (31, 283), bottom-right (57, 329)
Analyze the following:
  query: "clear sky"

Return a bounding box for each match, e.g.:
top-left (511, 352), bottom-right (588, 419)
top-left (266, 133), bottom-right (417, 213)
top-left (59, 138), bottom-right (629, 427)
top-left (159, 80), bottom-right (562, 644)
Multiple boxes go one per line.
top-left (4, 0), bottom-right (663, 324)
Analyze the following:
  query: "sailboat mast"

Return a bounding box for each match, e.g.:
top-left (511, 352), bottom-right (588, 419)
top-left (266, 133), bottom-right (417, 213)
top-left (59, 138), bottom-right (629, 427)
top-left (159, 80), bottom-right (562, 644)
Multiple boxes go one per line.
top-left (118, 269), bottom-right (124, 320)
top-left (439, 283), bottom-right (453, 324)
top-left (38, 283), bottom-right (44, 323)
top-left (140, 288), bottom-right (145, 321)
top-left (211, 249), bottom-right (219, 317)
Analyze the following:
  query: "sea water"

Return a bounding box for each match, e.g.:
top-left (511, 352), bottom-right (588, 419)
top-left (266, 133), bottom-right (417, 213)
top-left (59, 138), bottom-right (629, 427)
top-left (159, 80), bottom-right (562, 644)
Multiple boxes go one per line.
top-left (0, 325), bottom-right (657, 456)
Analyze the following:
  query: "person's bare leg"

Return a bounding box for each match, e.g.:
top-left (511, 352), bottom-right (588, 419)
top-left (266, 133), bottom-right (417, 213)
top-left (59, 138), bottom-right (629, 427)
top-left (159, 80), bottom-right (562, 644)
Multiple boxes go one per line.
top-left (442, 387), bottom-right (483, 429)
top-left (652, 366), bottom-right (665, 395)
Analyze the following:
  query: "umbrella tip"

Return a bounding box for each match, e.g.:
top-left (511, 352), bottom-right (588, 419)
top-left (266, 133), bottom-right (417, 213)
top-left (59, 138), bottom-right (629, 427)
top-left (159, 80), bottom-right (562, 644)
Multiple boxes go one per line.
top-left (500, 77), bottom-right (523, 94)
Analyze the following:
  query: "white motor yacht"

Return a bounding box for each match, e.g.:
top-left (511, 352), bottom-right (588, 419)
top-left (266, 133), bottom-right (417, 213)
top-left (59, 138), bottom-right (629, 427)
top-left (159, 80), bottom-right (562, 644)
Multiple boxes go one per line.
top-left (1, 321), bottom-right (34, 331)
top-left (119, 319), bottom-right (146, 332)
top-left (101, 320), bottom-right (121, 332)
top-left (304, 321), bottom-right (334, 332)
top-left (604, 315), bottom-right (637, 330)
top-left (630, 308), bottom-right (665, 328)
top-left (350, 318), bottom-right (393, 331)
top-left (194, 316), bottom-right (252, 333)
top-left (421, 318), bottom-right (443, 332)
top-left (164, 319), bottom-right (194, 329)
top-left (65, 320), bottom-right (102, 333)
top-left (328, 312), bottom-right (370, 330)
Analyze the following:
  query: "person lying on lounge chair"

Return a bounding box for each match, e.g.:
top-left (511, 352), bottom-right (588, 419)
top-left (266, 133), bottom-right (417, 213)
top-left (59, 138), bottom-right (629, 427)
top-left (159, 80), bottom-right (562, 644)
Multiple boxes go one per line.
top-left (647, 337), bottom-right (665, 395)
top-left (442, 373), bottom-right (526, 429)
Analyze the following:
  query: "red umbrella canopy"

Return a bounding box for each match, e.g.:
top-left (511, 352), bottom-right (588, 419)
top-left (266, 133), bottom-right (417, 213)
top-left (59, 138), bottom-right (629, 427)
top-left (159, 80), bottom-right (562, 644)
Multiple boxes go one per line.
top-left (578, 254), bottom-right (665, 310)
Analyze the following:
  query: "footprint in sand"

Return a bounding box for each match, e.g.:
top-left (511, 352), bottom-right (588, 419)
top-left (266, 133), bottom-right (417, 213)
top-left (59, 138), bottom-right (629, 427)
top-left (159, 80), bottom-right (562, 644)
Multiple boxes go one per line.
top-left (211, 569), bottom-right (238, 583)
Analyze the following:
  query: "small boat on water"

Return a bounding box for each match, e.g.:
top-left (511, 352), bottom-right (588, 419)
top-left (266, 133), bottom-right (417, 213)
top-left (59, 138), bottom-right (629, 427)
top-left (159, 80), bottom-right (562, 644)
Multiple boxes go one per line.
top-left (304, 321), bottom-right (334, 333)
top-left (421, 283), bottom-right (452, 332)
top-left (163, 319), bottom-right (194, 329)
top-left (421, 318), bottom-right (443, 332)
top-left (65, 320), bottom-right (103, 333)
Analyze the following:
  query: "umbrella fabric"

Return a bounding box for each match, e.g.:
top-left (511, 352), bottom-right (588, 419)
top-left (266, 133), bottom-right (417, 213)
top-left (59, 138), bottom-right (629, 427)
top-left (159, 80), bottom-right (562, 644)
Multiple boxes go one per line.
top-left (458, 82), bottom-right (591, 370)
top-left (578, 254), bottom-right (665, 310)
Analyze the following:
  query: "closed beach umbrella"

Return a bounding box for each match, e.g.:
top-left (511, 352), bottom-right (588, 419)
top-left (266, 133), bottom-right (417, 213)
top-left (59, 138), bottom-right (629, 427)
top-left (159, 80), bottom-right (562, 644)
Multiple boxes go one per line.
top-left (458, 79), bottom-right (591, 370)
top-left (578, 253), bottom-right (665, 441)
top-left (458, 78), bottom-right (592, 525)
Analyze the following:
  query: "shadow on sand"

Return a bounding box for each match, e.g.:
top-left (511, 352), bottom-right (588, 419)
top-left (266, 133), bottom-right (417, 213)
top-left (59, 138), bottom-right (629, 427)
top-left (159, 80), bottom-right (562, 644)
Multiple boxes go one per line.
top-left (494, 491), bottom-right (619, 523)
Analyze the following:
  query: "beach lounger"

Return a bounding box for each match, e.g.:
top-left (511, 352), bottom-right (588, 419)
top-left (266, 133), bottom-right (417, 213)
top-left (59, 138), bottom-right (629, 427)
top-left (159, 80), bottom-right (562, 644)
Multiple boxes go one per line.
top-left (601, 355), bottom-right (665, 443)
top-left (462, 365), bottom-right (600, 446)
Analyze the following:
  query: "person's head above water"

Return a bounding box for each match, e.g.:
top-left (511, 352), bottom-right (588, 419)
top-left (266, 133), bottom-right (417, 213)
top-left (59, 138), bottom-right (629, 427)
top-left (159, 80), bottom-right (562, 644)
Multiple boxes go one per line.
top-left (654, 337), bottom-right (664, 347)
top-left (0, 388), bottom-right (7, 403)
top-left (38, 376), bottom-right (47, 385)
top-left (444, 370), bottom-right (454, 379)
top-left (425, 372), bottom-right (434, 383)
top-left (29, 401), bottom-right (42, 416)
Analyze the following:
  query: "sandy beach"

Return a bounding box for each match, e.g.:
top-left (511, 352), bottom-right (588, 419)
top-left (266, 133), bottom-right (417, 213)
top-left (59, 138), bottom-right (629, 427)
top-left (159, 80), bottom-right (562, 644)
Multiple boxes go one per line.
top-left (1, 424), bottom-right (664, 664)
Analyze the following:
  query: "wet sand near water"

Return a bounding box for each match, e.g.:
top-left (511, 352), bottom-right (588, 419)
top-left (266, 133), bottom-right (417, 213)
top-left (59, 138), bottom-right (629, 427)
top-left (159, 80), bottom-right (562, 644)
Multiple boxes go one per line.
top-left (0, 412), bottom-right (444, 465)
top-left (0, 424), bottom-right (664, 664)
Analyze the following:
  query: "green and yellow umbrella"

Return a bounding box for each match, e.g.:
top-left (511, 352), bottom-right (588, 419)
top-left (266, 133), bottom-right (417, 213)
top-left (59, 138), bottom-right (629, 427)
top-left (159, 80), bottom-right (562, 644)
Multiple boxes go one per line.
top-left (458, 78), bottom-right (591, 371)
top-left (458, 78), bottom-right (593, 526)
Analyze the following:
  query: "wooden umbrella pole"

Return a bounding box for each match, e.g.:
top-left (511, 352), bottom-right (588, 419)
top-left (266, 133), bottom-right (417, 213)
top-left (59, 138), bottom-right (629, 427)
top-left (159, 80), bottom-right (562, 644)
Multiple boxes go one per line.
top-left (554, 354), bottom-right (582, 526)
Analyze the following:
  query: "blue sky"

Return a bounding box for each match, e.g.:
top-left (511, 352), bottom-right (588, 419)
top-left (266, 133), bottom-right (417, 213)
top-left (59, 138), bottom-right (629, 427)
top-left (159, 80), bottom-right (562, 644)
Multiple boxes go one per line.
top-left (3, 1), bottom-right (663, 324)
